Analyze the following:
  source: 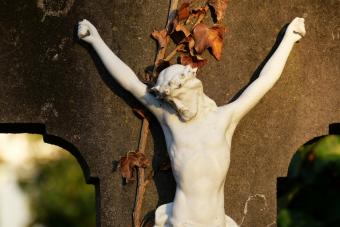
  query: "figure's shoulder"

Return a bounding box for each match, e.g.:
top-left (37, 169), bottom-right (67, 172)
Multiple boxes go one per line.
top-left (213, 104), bottom-right (238, 128)
top-left (216, 103), bottom-right (234, 116)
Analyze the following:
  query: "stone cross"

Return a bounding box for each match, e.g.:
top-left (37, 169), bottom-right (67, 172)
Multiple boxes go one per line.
top-left (0, 1), bottom-right (339, 226)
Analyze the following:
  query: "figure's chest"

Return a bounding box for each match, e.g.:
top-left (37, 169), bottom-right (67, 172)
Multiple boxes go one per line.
top-left (162, 112), bottom-right (233, 179)
top-left (177, 122), bottom-right (224, 146)
top-left (164, 112), bottom-right (231, 149)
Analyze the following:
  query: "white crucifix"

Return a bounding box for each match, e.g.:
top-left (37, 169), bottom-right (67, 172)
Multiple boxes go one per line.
top-left (78, 17), bottom-right (305, 227)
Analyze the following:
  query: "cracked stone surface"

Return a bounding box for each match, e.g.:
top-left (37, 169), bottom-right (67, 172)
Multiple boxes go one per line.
top-left (0, 0), bottom-right (339, 226)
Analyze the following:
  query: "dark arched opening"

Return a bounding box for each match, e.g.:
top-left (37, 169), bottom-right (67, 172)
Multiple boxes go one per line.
top-left (277, 123), bottom-right (340, 227)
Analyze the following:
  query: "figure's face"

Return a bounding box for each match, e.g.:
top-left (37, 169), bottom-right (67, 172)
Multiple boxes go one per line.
top-left (166, 77), bottom-right (203, 121)
top-left (152, 64), bottom-right (203, 122)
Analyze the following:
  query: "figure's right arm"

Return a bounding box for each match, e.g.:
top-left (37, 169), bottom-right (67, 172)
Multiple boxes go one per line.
top-left (78, 19), bottom-right (165, 120)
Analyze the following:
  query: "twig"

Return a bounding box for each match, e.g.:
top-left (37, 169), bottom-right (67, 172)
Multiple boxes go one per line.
top-left (166, 0), bottom-right (179, 32)
top-left (152, 0), bottom-right (179, 77)
top-left (133, 117), bottom-right (150, 227)
top-left (164, 44), bottom-right (185, 62)
top-left (193, 5), bottom-right (209, 27)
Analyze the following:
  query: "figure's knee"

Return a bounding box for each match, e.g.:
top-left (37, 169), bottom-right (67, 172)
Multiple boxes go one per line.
top-left (154, 202), bottom-right (173, 227)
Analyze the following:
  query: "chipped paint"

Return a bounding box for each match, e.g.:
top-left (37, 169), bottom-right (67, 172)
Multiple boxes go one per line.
top-left (266, 220), bottom-right (277, 227)
top-left (240, 194), bottom-right (268, 226)
top-left (331, 26), bottom-right (340, 40)
top-left (40, 102), bottom-right (59, 120)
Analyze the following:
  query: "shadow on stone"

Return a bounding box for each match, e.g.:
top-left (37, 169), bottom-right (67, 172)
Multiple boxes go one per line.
top-left (230, 24), bottom-right (289, 103)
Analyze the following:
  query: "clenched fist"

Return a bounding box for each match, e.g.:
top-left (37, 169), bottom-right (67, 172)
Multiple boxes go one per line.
top-left (286, 17), bottom-right (306, 42)
top-left (78, 19), bottom-right (101, 44)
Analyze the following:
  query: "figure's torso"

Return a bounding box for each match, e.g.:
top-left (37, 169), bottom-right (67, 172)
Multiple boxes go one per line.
top-left (159, 106), bottom-right (236, 226)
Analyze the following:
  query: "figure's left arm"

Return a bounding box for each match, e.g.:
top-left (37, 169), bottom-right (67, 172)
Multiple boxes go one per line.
top-left (226, 17), bottom-right (306, 124)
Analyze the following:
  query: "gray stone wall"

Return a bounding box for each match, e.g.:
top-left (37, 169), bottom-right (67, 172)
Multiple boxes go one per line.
top-left (0, 0), bottom-right (339, 226)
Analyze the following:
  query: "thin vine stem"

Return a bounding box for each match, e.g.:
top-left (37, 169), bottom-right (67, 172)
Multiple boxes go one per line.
top-left (166, 0), bottom-right (179, 32)
top-left (133, 1), bottom-right (180, 226)
top-left (133, 117), bottom-right (150, 227)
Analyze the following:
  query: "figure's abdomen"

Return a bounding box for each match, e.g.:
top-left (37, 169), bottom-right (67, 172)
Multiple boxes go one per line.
top-left (169, 141), bottom-right (231, 193)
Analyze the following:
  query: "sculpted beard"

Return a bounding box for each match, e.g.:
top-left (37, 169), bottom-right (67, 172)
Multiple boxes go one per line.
top-left (178, 106), bottom-right (196, 121)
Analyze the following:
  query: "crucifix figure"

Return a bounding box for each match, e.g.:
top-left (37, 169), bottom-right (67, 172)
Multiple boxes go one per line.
top-left (78, 17), bottom-right (305, 227)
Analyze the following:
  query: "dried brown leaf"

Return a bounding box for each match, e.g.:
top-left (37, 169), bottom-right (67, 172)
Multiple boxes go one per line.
top-left (178, 2), bottom-right (190, 21)
top-left (187, 0), bottom-right (209, 9)
top-left (186, 6), bottom-right (208, 25)
top-left (179, 36), bottom-right (195, 56)
top-left (152, 29), bottom-right (170, 72)
top-left (208, 0), bottom-right (228, 22)
top-left (151, 29), bottom-right (169, 49)
top-left (192, 23), bottom-right (226, 60)
top-left (176, 43), bottom-right (187, 53)
top-left (175, 23), bottom-right (191, 37)
top-left (170, 22), bottom-right (192, 44)
top-left (180, 54), bottom-right (208, 68)
top-left (119, 151), bottom-right (150, 182)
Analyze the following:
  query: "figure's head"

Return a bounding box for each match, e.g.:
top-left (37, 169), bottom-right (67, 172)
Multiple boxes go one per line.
top-left (151, 64), bottom-right (203, 121)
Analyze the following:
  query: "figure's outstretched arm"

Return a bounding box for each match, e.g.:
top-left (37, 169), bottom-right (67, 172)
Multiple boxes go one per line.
top-left (78, 19), bottom-right (164, 119)
top-left (226, 17), bottom-right (306, 124)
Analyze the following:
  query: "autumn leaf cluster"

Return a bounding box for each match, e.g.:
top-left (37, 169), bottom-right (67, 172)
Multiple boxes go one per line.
top-left (150, 0), bottom-right (228, 79)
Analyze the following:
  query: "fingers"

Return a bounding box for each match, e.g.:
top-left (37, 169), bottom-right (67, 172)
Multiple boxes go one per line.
top-left (294, 17), bottom-right (304, 23)
top-left (298, 19), bottom-right (306, 37)
top-left (78, 19), bottom-right (96, 31)
top-left (78, 19), bottom-right (90, 27)
top-left (77, 20), bottom-right (102, 44)
top-left (293, 30), bottom-right (305, 39)
top-left (291, 17), bottom-right (304, 24)
top-left (77, 19), bottom-right (97, 40)
top-left (290, 17), bottom-right (306, 38)
top-left (78, 24), bottom-right (90, 38)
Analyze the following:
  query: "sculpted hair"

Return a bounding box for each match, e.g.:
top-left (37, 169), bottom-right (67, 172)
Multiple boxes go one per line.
top-left (151, 64), bottom-right (198, 99)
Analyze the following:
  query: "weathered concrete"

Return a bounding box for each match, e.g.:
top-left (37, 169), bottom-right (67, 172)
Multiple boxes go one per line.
top-left (0, 0), bottom-right (339, 226)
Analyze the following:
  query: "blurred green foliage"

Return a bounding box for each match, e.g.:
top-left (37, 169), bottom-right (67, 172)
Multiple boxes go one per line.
top-left (19, 151), bottom-right (96, 227)
top-left (278, 135), bottom-right (340, 227)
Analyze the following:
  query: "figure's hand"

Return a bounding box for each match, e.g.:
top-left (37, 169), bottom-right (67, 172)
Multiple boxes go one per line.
top-left (78, 19), bottom-right (101, 44)
top-left (285, 17), bottom-right (306, 42)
